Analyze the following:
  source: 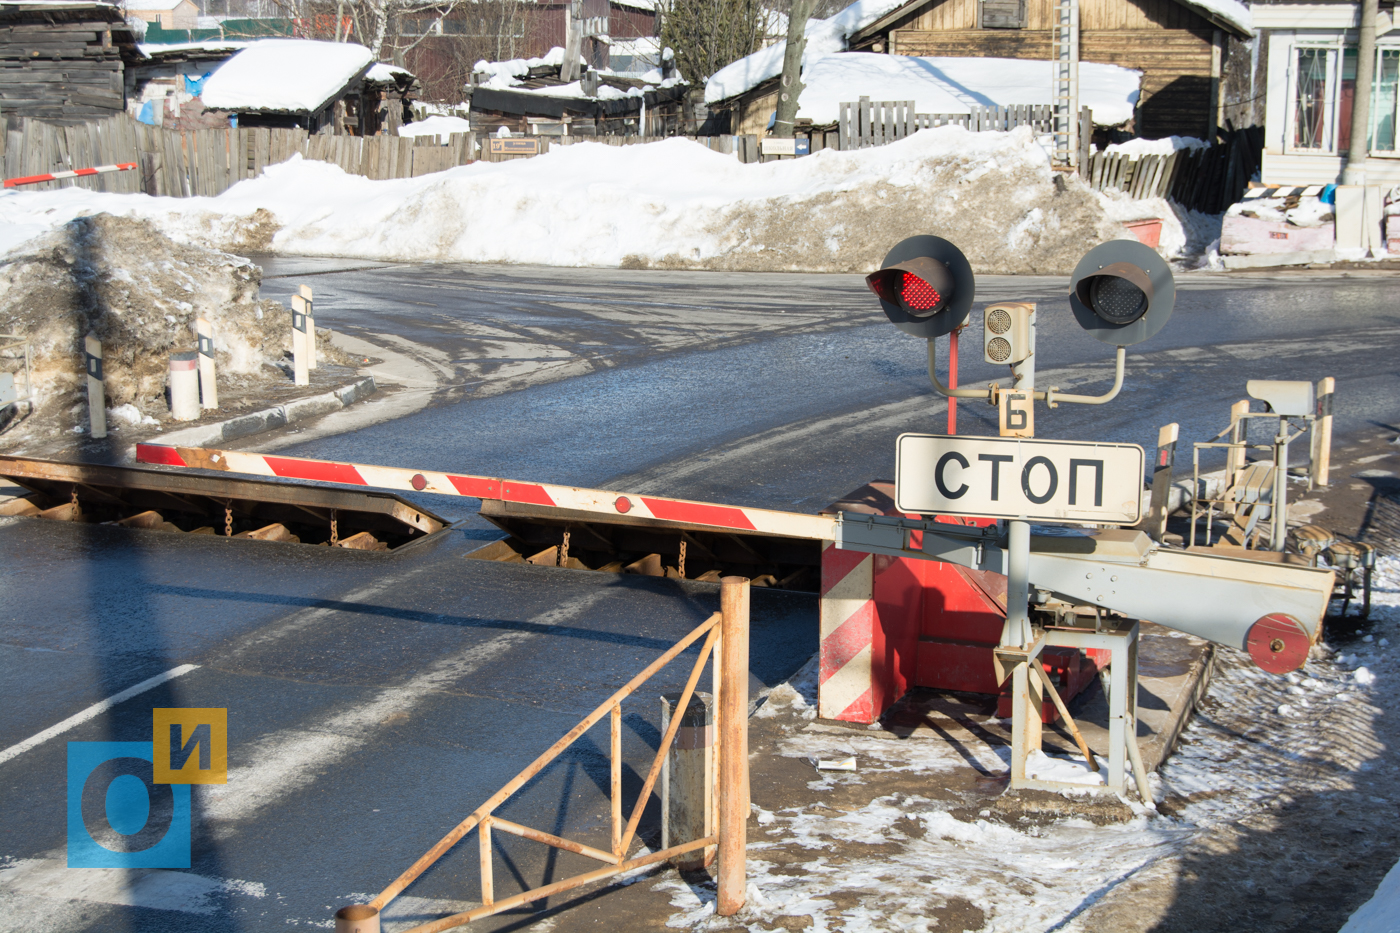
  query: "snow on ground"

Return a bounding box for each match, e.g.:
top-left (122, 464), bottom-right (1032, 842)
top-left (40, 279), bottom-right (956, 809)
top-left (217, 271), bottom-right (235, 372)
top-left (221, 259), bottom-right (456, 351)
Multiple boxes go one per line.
top-left (202, 40), bottom-right (373, 112)
top-left (397, 115), bottom-right (473, 139)
top-left (0, 127), bottom-right (1144, 275)
top-left (793, 54), bottom-right (1141, 126)
top-left (657, 558), bottom-right (1400, 932)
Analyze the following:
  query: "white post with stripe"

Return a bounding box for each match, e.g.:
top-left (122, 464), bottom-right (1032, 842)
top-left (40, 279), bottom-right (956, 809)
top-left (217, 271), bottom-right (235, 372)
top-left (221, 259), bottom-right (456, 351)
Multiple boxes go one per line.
top-left (196, 317), bottom-right (218, 409)
top-left (290, 299), bottom-right (310, 387)
top-left (169, 352), bottom-right (200, 421)
top-left (85, 334), bottom-right (106, 440)
top-left (298, 285), bottom-right (317, 370)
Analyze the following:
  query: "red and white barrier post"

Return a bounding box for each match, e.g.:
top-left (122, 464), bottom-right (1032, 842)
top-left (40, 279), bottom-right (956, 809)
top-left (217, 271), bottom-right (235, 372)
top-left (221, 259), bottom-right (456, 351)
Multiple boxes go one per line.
top-left (3, 162), bottom-right (137, 189)
top-left (169, 351), bottom-right (200, 420)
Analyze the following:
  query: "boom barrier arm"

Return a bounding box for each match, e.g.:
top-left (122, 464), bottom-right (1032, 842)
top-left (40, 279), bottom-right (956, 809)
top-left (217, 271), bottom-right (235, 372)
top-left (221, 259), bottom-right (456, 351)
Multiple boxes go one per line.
top-left (834, 511), bottom-right (1333, 668)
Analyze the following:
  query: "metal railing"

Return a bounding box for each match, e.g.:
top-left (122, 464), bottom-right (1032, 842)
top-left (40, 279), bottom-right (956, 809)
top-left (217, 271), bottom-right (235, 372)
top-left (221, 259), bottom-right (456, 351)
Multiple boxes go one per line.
top-left (335, 577), bottom-right (752, 932)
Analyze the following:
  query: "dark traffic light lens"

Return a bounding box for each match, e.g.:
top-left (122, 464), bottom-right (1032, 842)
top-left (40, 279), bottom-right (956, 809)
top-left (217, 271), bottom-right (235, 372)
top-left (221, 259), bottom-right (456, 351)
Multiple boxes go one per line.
top-left (1089, 275), bottom-right (1148, 324)
top-left (900, 272), bottom-right (943, 315)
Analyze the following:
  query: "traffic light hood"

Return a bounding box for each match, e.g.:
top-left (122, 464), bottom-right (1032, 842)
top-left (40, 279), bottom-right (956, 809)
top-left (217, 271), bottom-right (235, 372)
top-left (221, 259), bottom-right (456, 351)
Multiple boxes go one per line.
top-left (1069, 240), bottom-right (1175, 346)
top-left (866, 236), bottom-right (975, 338)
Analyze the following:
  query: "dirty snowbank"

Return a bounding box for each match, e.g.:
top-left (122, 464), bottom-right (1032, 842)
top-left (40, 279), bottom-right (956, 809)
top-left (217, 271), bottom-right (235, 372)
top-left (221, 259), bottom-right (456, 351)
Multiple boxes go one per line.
top-left (0, 214), bottom-right (294, 446)
top-left (0, 127), bottom-right (1143, 275)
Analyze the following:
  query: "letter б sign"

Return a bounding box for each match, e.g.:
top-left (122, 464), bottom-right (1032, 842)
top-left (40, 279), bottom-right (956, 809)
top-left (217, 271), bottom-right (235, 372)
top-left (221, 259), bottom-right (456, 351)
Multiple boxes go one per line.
top-left (895, 434), bottom-right (1145, 524)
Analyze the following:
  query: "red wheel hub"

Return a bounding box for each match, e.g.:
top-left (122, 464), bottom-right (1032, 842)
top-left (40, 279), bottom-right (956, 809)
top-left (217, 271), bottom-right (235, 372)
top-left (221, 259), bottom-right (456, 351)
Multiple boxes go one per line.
top-left (1245, 613), bottom-right (1311, 674)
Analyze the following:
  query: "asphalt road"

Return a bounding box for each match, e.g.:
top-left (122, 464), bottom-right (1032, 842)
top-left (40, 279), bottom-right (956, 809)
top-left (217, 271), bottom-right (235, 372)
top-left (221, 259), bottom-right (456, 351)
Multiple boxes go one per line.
top-left (2, 262), bottom-right (1398, 932)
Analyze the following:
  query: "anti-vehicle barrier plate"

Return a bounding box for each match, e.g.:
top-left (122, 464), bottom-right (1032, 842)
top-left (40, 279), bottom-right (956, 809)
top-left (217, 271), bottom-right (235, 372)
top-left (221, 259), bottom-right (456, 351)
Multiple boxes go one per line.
top-left (0, 454), bottom-right (446, 551)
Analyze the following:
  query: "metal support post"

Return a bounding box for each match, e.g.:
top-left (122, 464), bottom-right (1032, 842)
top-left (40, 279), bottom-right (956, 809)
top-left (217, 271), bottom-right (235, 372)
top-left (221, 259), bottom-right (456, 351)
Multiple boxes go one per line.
top-left (1011, 622), bottom-right (1140, 796)
top-left (717, 577), bottom-right (749, 917)
top-left (1003, 520), bottom-right (1032, 647)
top-left (1272, 424), bottom-right (1290, 552)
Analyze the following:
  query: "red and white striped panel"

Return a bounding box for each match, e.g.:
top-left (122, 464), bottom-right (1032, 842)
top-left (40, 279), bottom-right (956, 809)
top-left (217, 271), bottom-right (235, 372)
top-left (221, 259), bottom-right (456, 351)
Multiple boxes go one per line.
top-left (135, 444), bottom-right (837, 541)
top-left (4, 162), bottom-right (136, 188)
top-left (819, 542), bottom-right (876, 722)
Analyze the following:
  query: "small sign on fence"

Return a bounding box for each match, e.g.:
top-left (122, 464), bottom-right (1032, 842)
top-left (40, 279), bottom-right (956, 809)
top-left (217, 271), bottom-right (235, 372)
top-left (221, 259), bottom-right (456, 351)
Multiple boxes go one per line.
top-left (760, 137), bottom-right (795, 156)
top-left (489, 138), bottom-right (540, 155)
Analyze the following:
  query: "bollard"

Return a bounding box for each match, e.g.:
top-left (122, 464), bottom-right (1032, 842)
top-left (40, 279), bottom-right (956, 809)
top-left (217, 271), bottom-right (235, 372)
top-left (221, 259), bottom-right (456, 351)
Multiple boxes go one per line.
top-left (717, 576), bottom-right (749, 917)
top-left (333, 904), bottom-right (379, 933)
top-left (299, 284), bottom-right (317, 369)
top-left (660, 690), bottom-right (714, 870)
top-left (169, 351), bottom-right (200, 421)
top-left (290, 301), bottom-right (309, 387)
top-left (84, 334), bottom-right (106, 439)
top-left (1312, 376), bottom-right (1334, 487)
top-left (196, 317), bottom-right (218, 409)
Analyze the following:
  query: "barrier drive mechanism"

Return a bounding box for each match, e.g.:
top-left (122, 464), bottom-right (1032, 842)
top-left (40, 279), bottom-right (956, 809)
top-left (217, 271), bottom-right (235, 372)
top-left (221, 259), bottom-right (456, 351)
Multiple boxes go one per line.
top-left (333, 578), bottom-right (753, 933)
top-left (840, 235), bottom-right (1337, 796)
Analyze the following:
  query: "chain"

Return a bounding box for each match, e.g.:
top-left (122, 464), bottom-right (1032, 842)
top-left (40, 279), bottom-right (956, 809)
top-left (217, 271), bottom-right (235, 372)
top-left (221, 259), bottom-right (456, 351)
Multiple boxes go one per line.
top-left (678, 540), bottom-right (686, 579)
top-left (559, 529), bottom-right (570, 566)
top-left (70, 485), bottom-right (80, 517)
top-left (330, 509), bottom-right (338, 546)
top-left (224, 503), bottom-right (233, 537)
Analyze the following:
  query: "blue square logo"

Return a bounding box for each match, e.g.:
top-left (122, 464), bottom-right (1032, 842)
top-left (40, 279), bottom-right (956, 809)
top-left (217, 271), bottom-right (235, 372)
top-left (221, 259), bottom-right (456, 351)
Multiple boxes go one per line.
top-left (67, 742), bottom-right (191, 868)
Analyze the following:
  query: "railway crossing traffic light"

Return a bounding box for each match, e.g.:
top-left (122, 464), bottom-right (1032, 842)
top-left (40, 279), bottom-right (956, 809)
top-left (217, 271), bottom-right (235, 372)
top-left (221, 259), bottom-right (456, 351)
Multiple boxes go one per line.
top-left (864, 235), bottom-right (976, 338)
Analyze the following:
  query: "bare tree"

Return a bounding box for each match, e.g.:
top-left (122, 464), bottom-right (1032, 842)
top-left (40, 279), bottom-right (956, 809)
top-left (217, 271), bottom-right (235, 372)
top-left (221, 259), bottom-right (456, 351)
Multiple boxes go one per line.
top-left (659, 0), bottom-right (767, 84)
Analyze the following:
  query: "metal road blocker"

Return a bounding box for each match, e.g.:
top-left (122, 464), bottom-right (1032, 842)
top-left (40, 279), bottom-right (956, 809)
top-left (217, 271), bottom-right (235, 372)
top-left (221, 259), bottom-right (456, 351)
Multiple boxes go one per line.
top-left (332, 578), bottom-right (751, 933)
top-left (843, 236), bottom-right (1335, 796)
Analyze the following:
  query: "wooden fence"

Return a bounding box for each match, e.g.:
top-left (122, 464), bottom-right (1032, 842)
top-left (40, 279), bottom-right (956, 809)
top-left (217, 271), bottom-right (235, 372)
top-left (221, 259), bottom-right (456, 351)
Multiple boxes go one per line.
top-left (1079, 126), bottom-right (1264, 212)
top-left (0, 115), bottom-right (481, 198)
top-left (837, 97), bottom-right (1060, 150)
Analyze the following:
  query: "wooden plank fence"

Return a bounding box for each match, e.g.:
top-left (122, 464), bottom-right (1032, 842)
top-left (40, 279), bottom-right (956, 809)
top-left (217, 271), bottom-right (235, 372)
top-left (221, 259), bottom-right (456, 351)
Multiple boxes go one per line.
top-left (837, 97), bottom-right (1058, 150)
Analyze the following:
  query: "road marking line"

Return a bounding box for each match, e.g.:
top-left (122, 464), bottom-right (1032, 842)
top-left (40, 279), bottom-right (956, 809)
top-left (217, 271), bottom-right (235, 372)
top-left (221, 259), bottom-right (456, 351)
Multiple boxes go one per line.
top-left (0, 664), bottom-right (200, 766)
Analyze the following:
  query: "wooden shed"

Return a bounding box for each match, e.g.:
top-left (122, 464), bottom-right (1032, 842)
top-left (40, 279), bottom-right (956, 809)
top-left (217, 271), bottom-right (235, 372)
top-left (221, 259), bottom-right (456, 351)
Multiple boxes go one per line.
top-left (845, 0), bottom-right (1252, 138)
top-left (125, 0), bottom-right (199, 32)
top-left (0, 0), bottom-right (141, 124)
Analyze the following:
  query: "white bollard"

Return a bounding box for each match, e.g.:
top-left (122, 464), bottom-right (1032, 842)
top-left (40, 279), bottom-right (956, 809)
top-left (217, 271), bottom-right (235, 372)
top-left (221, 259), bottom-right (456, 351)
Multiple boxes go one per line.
top-left (298, 284), bottom-right (317, 369)
top-left (196, 317), bottom-right (218, 409)
top-left (290, 302), bottom-right (309, 387)
top-left (85, 333), bottom-right (106, 439)
top-left (169, 351), bottom-right (200, 420)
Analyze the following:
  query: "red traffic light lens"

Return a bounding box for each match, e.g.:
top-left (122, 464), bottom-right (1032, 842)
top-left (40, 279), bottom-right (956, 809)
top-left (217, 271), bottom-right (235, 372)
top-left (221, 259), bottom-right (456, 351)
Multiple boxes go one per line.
top-left (866, 257), bottom-right (954, 319)
top-left (900, 272), bottom-right (942, 311)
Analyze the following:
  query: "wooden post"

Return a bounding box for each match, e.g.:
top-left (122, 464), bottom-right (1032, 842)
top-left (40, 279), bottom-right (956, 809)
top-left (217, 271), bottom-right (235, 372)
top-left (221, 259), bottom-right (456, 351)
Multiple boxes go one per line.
top-left (196, 317), bottom-right (217, 409)
top-left (479, 817), bottom-right (493, 908)
top-left (717, 577), bottom-right (749, 917)
top-left (1312, 376), bottom-right (1334, 487)
top-left (1148, 422), bottom-right (1179, 541)
top-left (291, 301), bottom-right (309, 386)
top-left (611, 702), bottom-right (622, 857)
top-left (84, 333), bottom-right (106, 439)
top-left (299, 284), bottom-right (317, 369)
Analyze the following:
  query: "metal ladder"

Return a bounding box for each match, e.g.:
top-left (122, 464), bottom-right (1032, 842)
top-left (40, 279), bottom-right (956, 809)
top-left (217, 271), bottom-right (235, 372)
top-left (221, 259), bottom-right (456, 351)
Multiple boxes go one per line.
top-left (1051, 0), bottom-right (1079, 169)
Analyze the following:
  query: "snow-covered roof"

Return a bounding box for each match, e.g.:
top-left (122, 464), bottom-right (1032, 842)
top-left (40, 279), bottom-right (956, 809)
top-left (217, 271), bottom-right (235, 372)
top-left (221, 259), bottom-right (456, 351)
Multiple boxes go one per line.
top-left (137, 39), bottom-right (249, 57)
top-left (127, 0), bottom-right (193, 10)
top-left (1173, 0), bottom-right (1250, 35)
top-left (472, 45), bottom-right (685, 98)
top-left (708, 0), bottom-right (1248, 102)
top-left (705, 0), bottom-right (908, 100)
top-left (612, 0), bottom-right (655, 10)
top-left (473, 46), bottom-right (567, 90)
top-left (202, 39), bottom-right (373, 112)
top-left (366, 62), bottom-right (413, 83)
top-left (790, 54), bottom-right (1141, 126)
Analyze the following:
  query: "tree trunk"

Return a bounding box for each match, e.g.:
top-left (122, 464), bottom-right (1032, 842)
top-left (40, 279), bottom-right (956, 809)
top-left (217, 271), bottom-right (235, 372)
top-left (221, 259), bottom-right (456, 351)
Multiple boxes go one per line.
top-left (370, 0), bottom-right (391, 60)
top-left (771, 0), bottom-right (818, 138)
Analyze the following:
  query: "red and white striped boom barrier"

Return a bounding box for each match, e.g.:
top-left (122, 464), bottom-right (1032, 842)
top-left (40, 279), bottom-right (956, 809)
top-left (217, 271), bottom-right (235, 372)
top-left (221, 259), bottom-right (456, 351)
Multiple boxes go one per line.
top-left (135, 444), bottom-right (838, 541)
top-left (3, 162), bottom-right (137, 189)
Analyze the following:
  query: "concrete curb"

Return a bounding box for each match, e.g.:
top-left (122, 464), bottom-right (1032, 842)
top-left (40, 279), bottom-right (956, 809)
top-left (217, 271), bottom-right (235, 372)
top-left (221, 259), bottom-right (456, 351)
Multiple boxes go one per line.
top-left (1222, 248), bottom-right (1337, 270)
top-left (125, 375), bottom-right (376, 459)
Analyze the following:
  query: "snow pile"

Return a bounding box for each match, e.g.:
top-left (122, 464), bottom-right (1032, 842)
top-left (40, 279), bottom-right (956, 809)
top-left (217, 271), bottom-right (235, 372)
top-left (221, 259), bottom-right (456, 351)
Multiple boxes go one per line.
top-left (705, 0), bottom-right (910, 102)
top-left (0, 214), bottom-right (291, 447)
top-left (1104, 135), bottom-right (1210, 155)
top-left (202, 40), bottom-right (373, 112)
top-left (792, 54), bottom-right (1141, 125)
top-left (398, 115), bottom-right (473, 139)
top-left (0, 128), bottom-right (1137, 275)
top-left (1341, 857), bottom-right (1400, 933)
